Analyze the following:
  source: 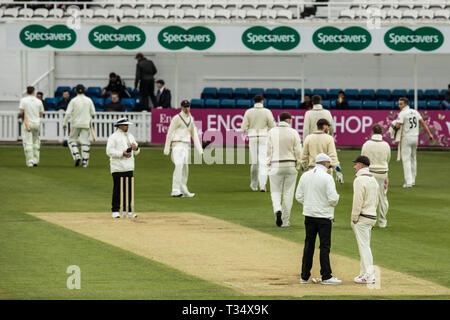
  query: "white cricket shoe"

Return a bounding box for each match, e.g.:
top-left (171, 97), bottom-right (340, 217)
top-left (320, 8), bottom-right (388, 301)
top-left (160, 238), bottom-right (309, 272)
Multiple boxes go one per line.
top-left (171, 192), bottom-right (183, 197)
top-left (321, 277), bottom-right (342, 285)
top-left (112, 212), bottom-right (120, 218)
top-left (354, 276), bottom-right (375, 284)
top-left (182, 192), bottom-right (196, 198)
top-left (250, 184), bottom-right (258, 191)
top-left (403, 183), bottom-right (413, 188)
top-left (128, 212), bottom-right (138, 218)
top-left (379, 221), bottom-right (387, 228)
top-left (281, 221), bottom-right (291, 228)
top-left (299, 278), bottom-right (309, 284)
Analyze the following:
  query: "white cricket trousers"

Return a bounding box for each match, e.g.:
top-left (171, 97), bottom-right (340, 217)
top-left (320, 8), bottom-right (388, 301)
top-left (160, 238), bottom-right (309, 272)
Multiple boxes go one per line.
top-left (372, 172), bottom-right (389, 226)
top-left (22, 123), bottom-right (40, 166)
top-left (249, 136), bottom-right (268, 190)
top-left (171, 146), bottom-right (191, 194)
top-left (351, 221), bottom-right (374, 279)
top-left (68, 128), bottom-right (91, 163)
top-left (401, 136), bottom-right (418, 185)
top-left (269, 166), bottom-right (298, 225)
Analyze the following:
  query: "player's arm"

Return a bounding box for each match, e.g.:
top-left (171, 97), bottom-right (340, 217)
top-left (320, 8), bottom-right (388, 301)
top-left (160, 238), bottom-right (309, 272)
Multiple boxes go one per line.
top-left (327, 113), bottom-right (334, 136)
top-left (302, 113), bottom-right (310, 140)
top-left (300, 137), bottom-right (309, 169)
top-left (130, 135), bottom-right (140, 156)
top-left (326, 176), bottom-right (340, 207)
top-left (295, 176), bottom-right (305, 204)
top-left (419, 118), bottom-right (433, 140)
top-left (267, 110), bottom-right (276, 130)
top-left (106, 135), bottom-right (123, 158)
top-left (63, 101), bottom-right (73, 129)
top-left (293, 131), bottom-right (303, 171)
top-left (241, 111), bottom-right (249, 132)
top-left (163, 118), bottom-right (176, 155)
top-left (190, 119), bottom-right (203, 155)
top-left (351, 179), bottom-right (364, 223)
top-left (266, 130), bottom-right (273, 168)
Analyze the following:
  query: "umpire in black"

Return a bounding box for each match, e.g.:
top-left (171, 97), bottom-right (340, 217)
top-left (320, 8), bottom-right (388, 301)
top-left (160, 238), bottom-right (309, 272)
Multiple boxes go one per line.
top-left (135, 53), bottom-right (157, 111)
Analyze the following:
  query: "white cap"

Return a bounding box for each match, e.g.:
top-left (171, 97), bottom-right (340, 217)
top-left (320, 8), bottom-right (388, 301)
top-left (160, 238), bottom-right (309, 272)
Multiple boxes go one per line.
top-left (114, 117), bottom-right (133, 127)
top-left (316, 153), bottom-right (331, 163)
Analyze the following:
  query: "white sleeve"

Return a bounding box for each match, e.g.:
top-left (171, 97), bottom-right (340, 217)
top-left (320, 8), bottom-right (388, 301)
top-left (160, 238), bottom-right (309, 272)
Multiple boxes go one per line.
top-left (130, 134), bottom-right (140, 156)
top-left (295, 176), bottom-right (305, 204)
top-left (106, 135), bottom-right (123, 158)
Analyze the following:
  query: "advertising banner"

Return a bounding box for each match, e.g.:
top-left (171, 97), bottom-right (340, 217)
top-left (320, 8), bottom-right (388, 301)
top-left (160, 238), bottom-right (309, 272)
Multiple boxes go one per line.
top-left (152, 109), bottom-right (450, 147)
top-left (6, 24), bottom-right (450, 53)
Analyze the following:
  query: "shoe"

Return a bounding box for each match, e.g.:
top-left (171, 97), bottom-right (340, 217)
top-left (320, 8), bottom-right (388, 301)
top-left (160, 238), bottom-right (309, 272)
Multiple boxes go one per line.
top-left (250, 185), bottom-right (258, 191)
top-left (171, 192), bottom-right (183, 197)
top-left (27, 162), bottom-right (34, 168)
top-left (412, 182), bottom-right (415, 186)
top-left (112, 212), bottom-right (120, 218)
top-left (354, 276), bottom-right (375, 284)
top-left (122, 212), bottom-right (127, 218)
top-left (33, 163), bottom-right (38, 167)
top-left (403, 183), bottom-right (412, 188)
top-left (75, 159), bottom-right (81, 167)
top-left (82, 160), bottom-right (88, 168)
top-left (275, 211), bottom-right (282, 227)
top-left (321, 277), bottom-right (342, 285)
top-left (299, 278), bottom-right (309, 284)
top-left (379, 222), bottom-right (387, 228)
top-left (281, 222), bottom-right (291, 228)
top-left (260, 189), bottom-right (266, 192)
top-left (128, 212), bottom-right (138, 218)
top-left (182, 192), bottom-right (196, 198)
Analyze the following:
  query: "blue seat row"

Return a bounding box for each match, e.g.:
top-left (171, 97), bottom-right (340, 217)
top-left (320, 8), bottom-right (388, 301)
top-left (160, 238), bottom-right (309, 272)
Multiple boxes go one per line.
top-left (55, 86), bottom-right (140, 99)
top-left (45, 96), bottom-right (137, 111)
top-left (201, 87), bottom-right (448, 101)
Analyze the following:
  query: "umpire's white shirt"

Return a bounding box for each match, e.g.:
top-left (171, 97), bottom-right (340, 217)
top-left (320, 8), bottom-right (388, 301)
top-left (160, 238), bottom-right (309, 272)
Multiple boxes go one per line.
top-left (295, 164), bottom-right (340, 219)
top-left (106, 129), bottom-right (140, 173)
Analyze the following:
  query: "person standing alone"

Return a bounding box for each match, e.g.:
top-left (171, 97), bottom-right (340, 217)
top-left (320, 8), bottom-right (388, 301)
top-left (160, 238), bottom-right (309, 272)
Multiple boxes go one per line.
top-left (106, 118), bottom-right (140, 219)
top-left (267, 112), bottom-right (302, 227)
top-left (241, 94), bottom-right (276, 192)
top-left (19, 86), bottom-right (44, 167)
top-left (135, 53), bottom-right (157, 111)
top-left (63, 84), bottom-right (96, 168)
top-left (295, 153), bottom-right (342, 285)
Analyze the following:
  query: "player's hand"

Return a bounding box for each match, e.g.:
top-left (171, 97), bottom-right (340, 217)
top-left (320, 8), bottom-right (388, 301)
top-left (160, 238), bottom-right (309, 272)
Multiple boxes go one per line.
top-left (163, 148), bottom-right (170, 156)
top-left (352, 220), bottom-right (359, 224)
top-left (131, 143), bottom-right (138, 151)
top-left (335, 167), bottom-right (344, 184)
top-left (123, 151), bottom-right (132, 158)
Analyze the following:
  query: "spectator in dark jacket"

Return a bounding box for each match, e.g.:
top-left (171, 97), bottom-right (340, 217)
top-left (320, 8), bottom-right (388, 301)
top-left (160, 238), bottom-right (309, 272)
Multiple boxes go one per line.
top-left (102, 72), bottom-right (129, 98)
top-left (442, 84), bottom-right (450, 110)
top-left (299, 94), bottom-right (312, 110)
top-left (335, 91), bottom-right (349, 109)
top-left (135, 53), bottom-right (157, 111)
top-left (104, 92), bottom-right (125, 112)
top-left (36, 91), bottom-right (49, 110)
top-left (56, 90), bottom-right (71, 111)
top-left (155, 79), bottom-right (172, 108)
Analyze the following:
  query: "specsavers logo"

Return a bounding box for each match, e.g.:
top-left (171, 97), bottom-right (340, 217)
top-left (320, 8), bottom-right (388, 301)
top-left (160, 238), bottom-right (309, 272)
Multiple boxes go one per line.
top-left (89, 25), bottom-right (145, 50)
top-left (384, 26), bottom-right (444, 51)
top-left (20, 25), bottom-right (76, 49)
top-left (242, 26), bottom-right (300, 51)
top-left (313, 26), bottom-right (371, 51)
top-left (158, 26), bottom-right (215, 50)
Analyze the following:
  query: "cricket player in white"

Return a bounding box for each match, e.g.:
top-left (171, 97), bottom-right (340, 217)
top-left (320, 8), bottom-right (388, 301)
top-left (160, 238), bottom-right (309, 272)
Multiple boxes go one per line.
top-left (393, 97), bottom-right (433, 188)
top-left (63, 84), bottom-right (96, 168)
top-left (164, 100), bottom-right (203, 197)
top-left (351, 156), bottom-right (379, 284)
top-left (19, 86), bottom-right (44, 167)
top-left (267, 112), bottom-right (302, 228)
top-left (303, 95), bottom-right (334, 141)
top-left (361, 124), bottom-right (391, 228)
top-left (241, 94), bottom-right (276, 192)
top-left (106, 118), bottom-right (140, 218)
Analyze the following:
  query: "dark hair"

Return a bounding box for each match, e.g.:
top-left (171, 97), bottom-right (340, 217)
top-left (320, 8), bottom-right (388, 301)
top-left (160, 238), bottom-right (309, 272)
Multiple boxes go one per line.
top-left (399, 97), bottom-right (409, 105)
top-left (279, 112), bottom-right (292, 122)
top-left (156, 79), bottom-right (165, 85)
top-left (62, 90), bottom-right (70, 94)
top-left (26, 86), bottom-right (35, 95)
top-left (37, 91), bottom-right (43, 96)
top-left (372, 124), bottom-right (383, 134)
top-left (135, 53), bottom-right (144, 60)
top-left (76, 84), bottom-right (85, 94)
top-left (109, 72), bottom-right (117, 78)
top-left (111, 91), bottom-right (119, 96)
top-left (317, 118), bottom-right (330, 129)
top-left (312, 95), bottom-right (322, 105)
top-left (254, 94), bottom-right (264, 103)
top-left (338, 90), bottom-right (345, 95)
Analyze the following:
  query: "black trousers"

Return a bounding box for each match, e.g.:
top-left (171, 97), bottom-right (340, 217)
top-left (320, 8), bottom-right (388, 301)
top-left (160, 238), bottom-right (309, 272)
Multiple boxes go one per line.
top-left (301, 216), bottom-right (333, 281)
top-left (139, 79), bottom-right (156, 111)
top-left (111, 171), bottom-right (134, 213)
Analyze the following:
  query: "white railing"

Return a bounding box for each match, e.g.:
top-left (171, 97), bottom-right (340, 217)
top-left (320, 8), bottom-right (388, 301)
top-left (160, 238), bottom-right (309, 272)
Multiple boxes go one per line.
top-left (0, 111), bottom-right (152, 143)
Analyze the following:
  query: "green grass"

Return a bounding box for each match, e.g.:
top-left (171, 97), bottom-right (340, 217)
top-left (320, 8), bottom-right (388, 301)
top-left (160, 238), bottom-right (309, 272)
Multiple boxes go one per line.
top-left (0, 146), bottom-right (449, 299)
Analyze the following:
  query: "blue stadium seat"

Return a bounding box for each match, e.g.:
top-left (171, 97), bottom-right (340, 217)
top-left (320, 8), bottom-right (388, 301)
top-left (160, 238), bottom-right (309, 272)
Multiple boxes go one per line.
top-left (392, 89), bottom-right (407, 100)
top-left (249, 88), bottom-right (264, 98)
top-left (104, 98), bottom-right (112, 105)
top-left (280, 88), bottom-right (296, 100)
top-left (296, 89), bottom-right (312, 99)
top-left (131, 88), bottom-right (140, 98)
top-left (407, 89), bottom-right (423, 100)
top-left (283, 99), bottom-right (299, 109)
top-left (321, 100), bottom-right (331, 109)
top-left (328, 89), bottom-right (342, 99)
top-left (236, 99), bottom-right (252, 109)
top-left (71, 87), bottom-right (77, 96)
top-left (378, 101), bottom-right (395, 110)
top-left (348, 100), bottom-right (362, 109)
top-left (218, 88), bottom-right (233, 99)
top-left (264, 88), bottom-right (280, 99)
top-left (312, 89), bottom-right (327, 100)
top-left (415, 101), bottom-right (426, 109)
top-left (44, 98), bottom-right (58, 109)
top-left (376, 89), bottom-right (391, 101)
top-left (440, 89), bottom-right (448, 100)
top-left (363, 100), bottom-right (378, 110)
top-left (360, 89), bottom-right (376, 100)
top-left (220, 99), bottom-right (235, 108)
top-left (234, 88), bottom-right (249, 99)
top-left (86, 87), bottom-right (102, 98)
top-left (190, 99), bottom-right (204, 108)
top-left (201, 87), bottom-right (218, 99)
top-left (55, 86), bottom-right (71, 97)
top-left (424, 89), bottom-right (440, 100)
top-left (91, 97), bottom-right (104, 108)
top-left (267, 99), bottom-right (282, 109)
top-left (344, 89), bottom-right (359, 100)
top-left (330, 99), bottom-right (337, 109)
top-left (427, 100), bottom-right (441, 110)
top-left (122, 98), bottom-right (135, 110)
top-left (205, 99), bottom-right (220, 108)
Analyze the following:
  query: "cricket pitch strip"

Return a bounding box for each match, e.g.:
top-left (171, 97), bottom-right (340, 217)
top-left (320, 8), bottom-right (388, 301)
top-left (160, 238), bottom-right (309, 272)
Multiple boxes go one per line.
top-left (29, 211), bottom-right (450, 298)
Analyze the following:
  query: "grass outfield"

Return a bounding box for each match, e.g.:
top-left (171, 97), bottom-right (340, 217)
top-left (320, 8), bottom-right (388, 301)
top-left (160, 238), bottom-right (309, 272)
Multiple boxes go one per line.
top-left (0, 145), bottom-right (449, 299)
